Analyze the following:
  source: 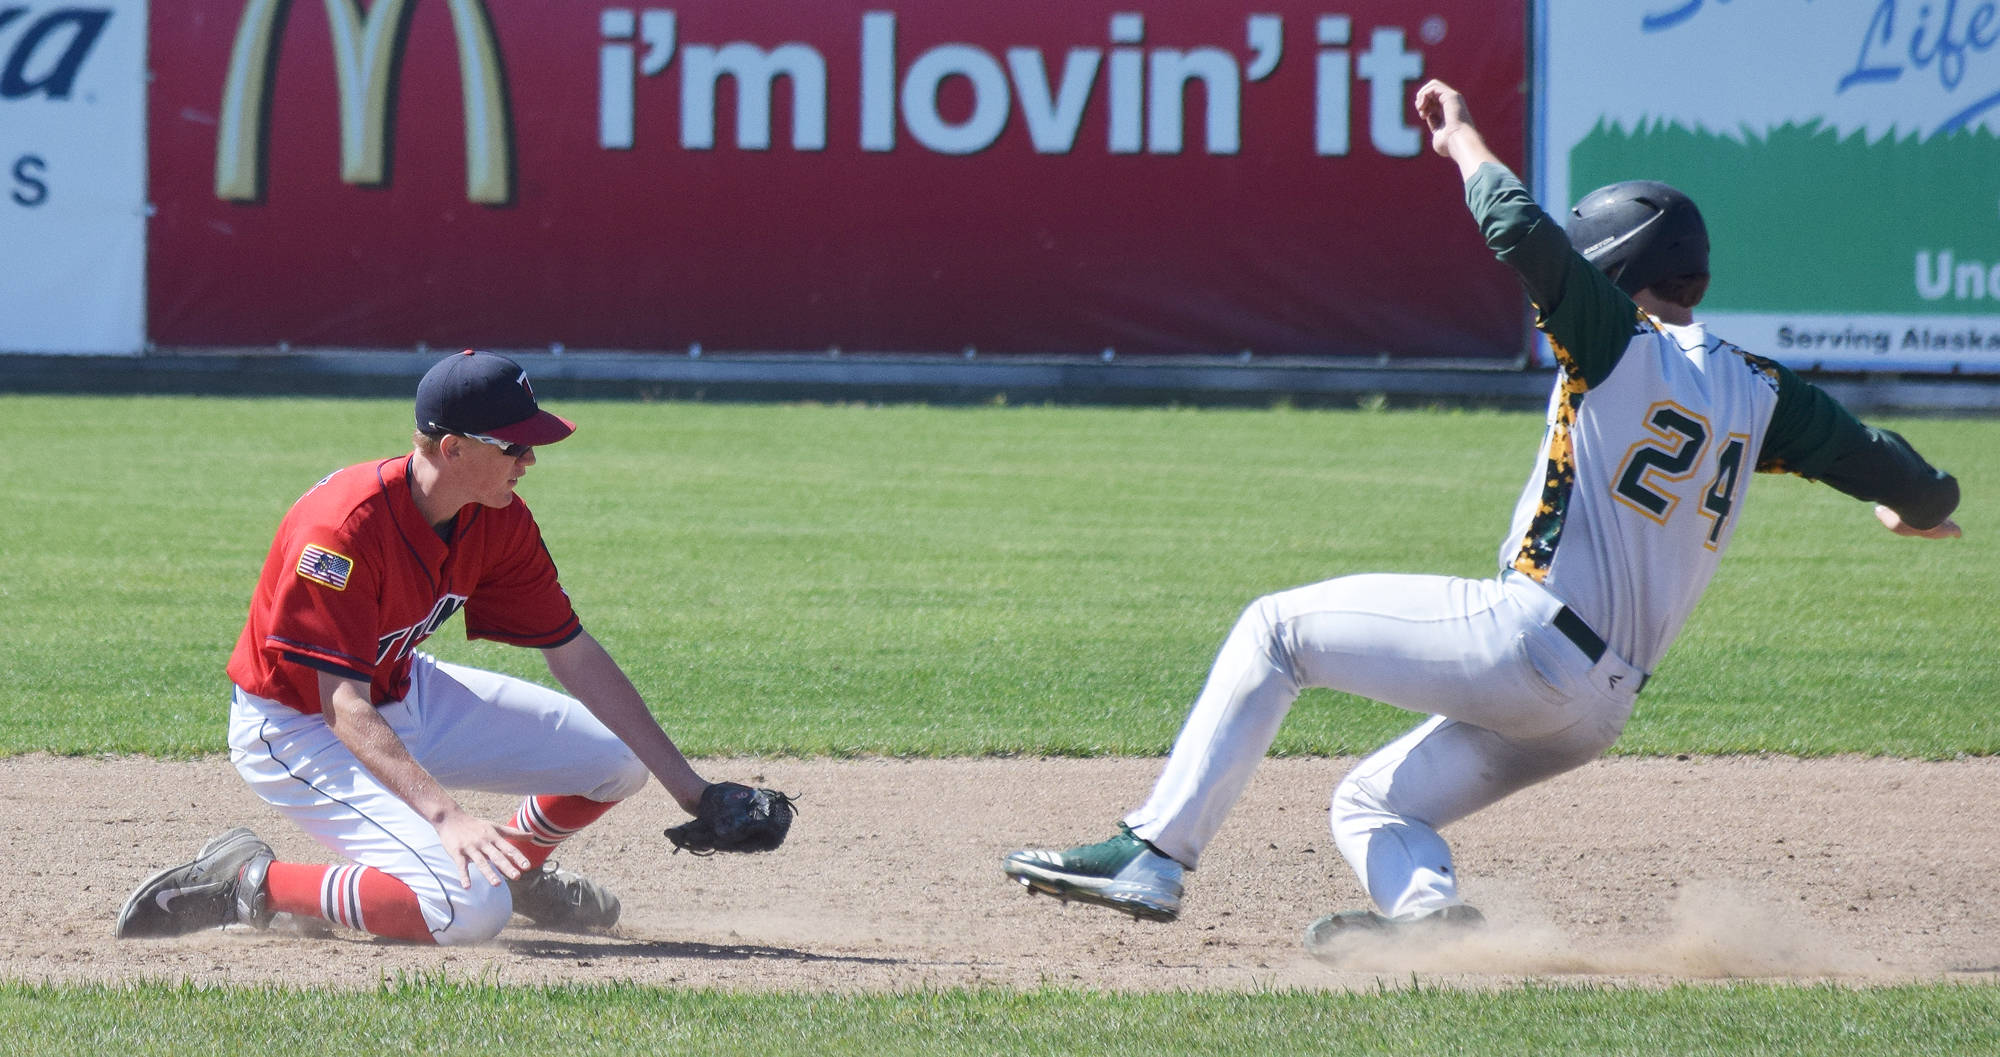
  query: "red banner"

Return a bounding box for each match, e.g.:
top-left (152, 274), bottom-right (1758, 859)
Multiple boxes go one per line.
top-left (148, 1), bottom-right (1527, 359)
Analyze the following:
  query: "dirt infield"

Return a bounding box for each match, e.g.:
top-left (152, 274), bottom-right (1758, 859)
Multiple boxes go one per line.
top-left (8, 753), bottom-right (1998, 991)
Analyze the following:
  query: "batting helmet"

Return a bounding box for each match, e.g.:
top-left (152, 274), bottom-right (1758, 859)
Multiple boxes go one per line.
top-left (1565, 180), bottom-right (1710, 296)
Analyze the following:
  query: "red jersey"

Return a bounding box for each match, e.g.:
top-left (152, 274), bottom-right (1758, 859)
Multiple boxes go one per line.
top-left (226, 457), bottom-right (583, 712)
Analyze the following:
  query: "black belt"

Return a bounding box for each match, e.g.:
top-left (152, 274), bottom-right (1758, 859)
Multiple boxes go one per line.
top-left (1552, 606), bottom-right (1607, 663)
top-left (1552, 606), bottom-right (1649, 691)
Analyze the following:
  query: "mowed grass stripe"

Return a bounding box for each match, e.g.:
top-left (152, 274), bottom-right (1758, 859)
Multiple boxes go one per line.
top-left (1, 395), bottom-right (1992, 758)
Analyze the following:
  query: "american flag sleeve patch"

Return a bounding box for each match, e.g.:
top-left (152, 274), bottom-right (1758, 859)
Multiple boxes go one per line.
top-left (296, 544), bottom-right (355, 590)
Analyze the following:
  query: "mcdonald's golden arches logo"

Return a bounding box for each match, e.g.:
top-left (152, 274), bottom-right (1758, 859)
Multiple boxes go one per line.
top-left (214, 0), bottom-right (513, 204)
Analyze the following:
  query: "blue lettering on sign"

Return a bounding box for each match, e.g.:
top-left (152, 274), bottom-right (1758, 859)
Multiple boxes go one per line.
top-left (1641, 0), bottom-right (2000, 135)
top-left (1640, 0), bottom-right (1718, 34)
top-left (1838, 0), bottom-right (1903, 90)
top-left (1838, 0), bottom-right (2000, 95)
top-left (0, 7), bottom-right (111, 99)
top-left (10, 153), bottom-right (46, 204)
top-left (1840, 0), bottom-right (2000, 132)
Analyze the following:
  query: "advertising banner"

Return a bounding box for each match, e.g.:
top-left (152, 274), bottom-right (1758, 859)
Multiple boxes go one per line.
top-left (1540, 1), bottom-right (2000, 372)
top-left (148, 1), bottom-right (1528, 360)
top-left (0, 0), bottom-right (146, 354)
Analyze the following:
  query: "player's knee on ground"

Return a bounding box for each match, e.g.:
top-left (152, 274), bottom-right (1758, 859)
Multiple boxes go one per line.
top-left (425, 875), bottom-right (516, 946)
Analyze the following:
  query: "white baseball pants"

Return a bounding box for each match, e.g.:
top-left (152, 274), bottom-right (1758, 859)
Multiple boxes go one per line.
top-left (228, 652), bottom-right (647, 945)
top-left (1122, 570), bottom-right (1642, 919)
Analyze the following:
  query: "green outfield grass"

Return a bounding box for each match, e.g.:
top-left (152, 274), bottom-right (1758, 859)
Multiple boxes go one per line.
top-left (7, 978), bottom-right (2000, 1057)
top-left (1, 395), bottom-right (1992, 758)
top-left (3, 394), bottom-right (1994, 1053)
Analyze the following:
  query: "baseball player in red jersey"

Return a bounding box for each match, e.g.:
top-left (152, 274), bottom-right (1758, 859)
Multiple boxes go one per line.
top-left (1002, 80), bottom-right (1963, 963)
top-left (116, 350), bottom-right (724, 944)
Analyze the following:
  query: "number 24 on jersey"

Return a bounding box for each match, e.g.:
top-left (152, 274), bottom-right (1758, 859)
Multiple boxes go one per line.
top-left (1613, 401), bottom-right (1748, 550)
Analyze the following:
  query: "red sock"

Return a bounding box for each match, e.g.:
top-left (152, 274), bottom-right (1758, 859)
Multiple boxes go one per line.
top-left (264, 861), bottom-right (435, 944)
top-left (507, 795), bottom-right (619, 869)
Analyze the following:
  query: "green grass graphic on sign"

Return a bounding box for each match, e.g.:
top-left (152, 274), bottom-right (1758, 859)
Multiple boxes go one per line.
top-left (1569, 120), bottom-right (2000, 315)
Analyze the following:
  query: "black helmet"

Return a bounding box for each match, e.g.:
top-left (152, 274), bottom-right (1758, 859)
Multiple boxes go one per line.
top-left (1566, 180), bottom-right (1710, 295)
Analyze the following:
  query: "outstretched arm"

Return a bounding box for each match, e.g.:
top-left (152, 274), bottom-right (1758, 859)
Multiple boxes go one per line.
top-left (543, 631), bottom-right (709, 815)
top-left (1757, 369), bottom-right (1961, 539)
top-left (1413, 78), bottom-right (1640, 387)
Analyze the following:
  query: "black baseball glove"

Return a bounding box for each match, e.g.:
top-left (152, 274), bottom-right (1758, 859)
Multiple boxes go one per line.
top-left (664, 781), bottom-right (798, 855)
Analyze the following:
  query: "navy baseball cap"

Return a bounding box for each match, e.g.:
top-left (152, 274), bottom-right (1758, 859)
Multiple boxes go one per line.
top-left (414, 350), bottom-right (576, 446)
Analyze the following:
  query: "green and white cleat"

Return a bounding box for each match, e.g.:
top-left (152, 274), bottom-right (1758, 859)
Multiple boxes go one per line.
top-left (1002, 825), bottom-right (1184, 923)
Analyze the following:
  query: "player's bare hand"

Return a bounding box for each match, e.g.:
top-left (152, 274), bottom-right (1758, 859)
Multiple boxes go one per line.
top-left (1875, 503), bottom-right (1962, 539)
top-left (1414, 79), bottom-right (1474, 156)
top-left (435, 811), bottom-right (533, 888)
